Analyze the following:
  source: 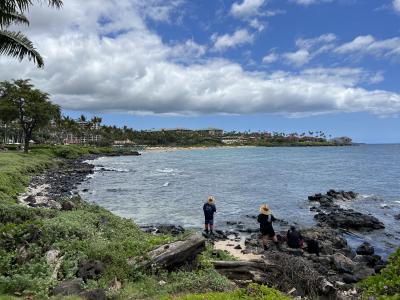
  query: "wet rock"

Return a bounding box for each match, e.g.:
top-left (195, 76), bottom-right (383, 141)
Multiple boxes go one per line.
top-left (356, 242), bottom-right (374, 256)
top-left (77, 260), bottom-right (105, 281)
top-left (52, 279), bottom-right (84, 296)
top-left (140, 224), bottom-right (185, 236)
top-left (332, 253), bottom-right (355, 273)
top-left (395, 214), bottom-right (400, 220)
top-left (315, 209), bottom-right (385, 231)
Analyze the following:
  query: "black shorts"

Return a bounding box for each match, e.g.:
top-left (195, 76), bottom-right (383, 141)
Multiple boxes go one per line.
top-left (261, 230), bottom-right (275, 238)
top-left (205, 218), bottom-right (214, 225)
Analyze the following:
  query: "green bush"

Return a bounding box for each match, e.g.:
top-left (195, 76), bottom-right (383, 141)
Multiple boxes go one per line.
top-left (359, 248), bottom-right (400, 299)
top-left (161, 283), bottom-right (291, 300)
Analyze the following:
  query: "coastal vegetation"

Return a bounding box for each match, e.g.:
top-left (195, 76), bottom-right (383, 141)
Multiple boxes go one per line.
top-left (0, 147), bottom-right (282, 299)
top-left (0, 79), bottom-right (61, 152)
top-left (0, 145), bottom-right (399, 299)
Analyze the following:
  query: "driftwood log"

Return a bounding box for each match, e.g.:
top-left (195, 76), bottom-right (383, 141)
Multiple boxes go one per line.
top-left (212, 260), bottom-right (277, 284)
top-left (143, 234), bottom-right (206, 270)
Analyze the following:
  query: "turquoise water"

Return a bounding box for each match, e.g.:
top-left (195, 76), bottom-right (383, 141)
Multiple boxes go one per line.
top-left (80, 145), bottom-right (400, 257)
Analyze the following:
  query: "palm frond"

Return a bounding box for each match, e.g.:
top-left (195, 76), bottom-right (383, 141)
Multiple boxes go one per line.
top-left (0, 11), bottom-right (29, 28)
top-left (0, 30), bottom-right (44, 67)
top-left (47, 0), bottom-right (63, 8)
top-left (0, 1), bottom-right (32, 14)
top-left (0, 1), bottom-right (62, 15)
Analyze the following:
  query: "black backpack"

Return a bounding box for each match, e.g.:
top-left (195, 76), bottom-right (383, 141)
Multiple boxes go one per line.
top-left (306, 239), bottom-right (320, 256)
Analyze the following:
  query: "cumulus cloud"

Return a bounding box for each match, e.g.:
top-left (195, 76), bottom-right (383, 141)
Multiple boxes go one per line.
top-left (0, 0), bottom-right (400, 116)
top-left (262, 52), bottom-right (278, 64)
top-left (283, 49), bottom-right (311, 66)
top-left (211, 29), bottom-right (254, 52)
top-left (231, 0), bottom-right (266, 19)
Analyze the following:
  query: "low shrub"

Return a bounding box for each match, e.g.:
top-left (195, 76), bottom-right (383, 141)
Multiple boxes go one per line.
top-left (359, 248), bottom-right (400, 299)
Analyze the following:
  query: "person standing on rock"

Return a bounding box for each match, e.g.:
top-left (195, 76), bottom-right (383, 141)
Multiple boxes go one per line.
top-left (257, 204), bottom-right (278, 250)
top-left (203, 196), bottom-right (217, 235)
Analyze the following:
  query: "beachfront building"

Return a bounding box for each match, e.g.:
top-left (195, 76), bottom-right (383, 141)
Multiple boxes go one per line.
top-left (197, 128), bottom-right (224, 137)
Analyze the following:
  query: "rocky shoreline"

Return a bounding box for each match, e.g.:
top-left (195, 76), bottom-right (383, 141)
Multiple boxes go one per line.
top-left (143, 190), bottom-right (388, 299)
top-left (18, 158), bottom-right (388, 299)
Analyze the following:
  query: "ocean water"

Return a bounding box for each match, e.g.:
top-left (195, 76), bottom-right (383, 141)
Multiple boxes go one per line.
top-left (79, 145), bottom-right (400, 257)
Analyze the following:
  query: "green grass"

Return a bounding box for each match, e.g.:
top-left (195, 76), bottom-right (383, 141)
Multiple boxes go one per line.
top-left (160, 284), bottom-right (291, 300)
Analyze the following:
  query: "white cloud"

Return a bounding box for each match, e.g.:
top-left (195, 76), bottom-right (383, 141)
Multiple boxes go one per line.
top-left (0, 0), bottom-right (399, 116)
top-left (262, 52), bottom-right (278, 64)
top-left (394, 0), bottom-right (400, 12)
top-left (249, 18), bottom-right (266, 32)
top-left (292, 0), bottom-right (333, 5)
top-left (335, 35), bottom-right (400, 59)
top-left (283, 49), bottom-right (311, 66)
top-left (231, 0), bottom-right (266, 19)
top-left (211, 29), bottom-right (254, 52)
top-left (296, 33), bottom-right (337, 50)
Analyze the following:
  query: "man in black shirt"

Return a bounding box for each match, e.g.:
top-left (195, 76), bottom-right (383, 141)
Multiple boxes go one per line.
top-left (203, 196), bottom-right (216, 234)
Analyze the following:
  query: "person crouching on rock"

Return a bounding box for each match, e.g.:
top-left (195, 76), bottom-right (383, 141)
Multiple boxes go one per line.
top-left (258, 204), bottom-right (278, 250)
top-left (287, 226), bottom-right (305, 249)
top-left (203, 196), bottom-right (217, 235)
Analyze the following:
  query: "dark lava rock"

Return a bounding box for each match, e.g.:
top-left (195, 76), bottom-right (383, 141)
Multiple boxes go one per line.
top-left (77, 260), bottom-right (105, 281)
top-left (52, 279), bottom-right (84, 296)
top-left (234, 244), bottom-right (242, 250)
top-left (140, 224), bottom-right (185, 236)
top-left (395, 214), bottom-right (400, 220)
top-left (332, 253), bottom-right (355, 273)
top-left (79, 289), bottom-right (107, 300)
top-left (24, 195), bottom-right (36, 204)
top-left (315, 209), bottom-right (385, 231)
top-left (356, 242), bottom-right (374, 256)
top-left (61, 200), bottom-right (75, 211)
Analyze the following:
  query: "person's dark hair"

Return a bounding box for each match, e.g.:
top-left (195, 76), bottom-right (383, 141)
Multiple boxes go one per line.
top-left (290, 225), bottom-right (296, 231)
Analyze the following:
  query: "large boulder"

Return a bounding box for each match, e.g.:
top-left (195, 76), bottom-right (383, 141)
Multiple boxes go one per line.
top-left (315, 209), bottom-right (385, 231)
top-left (76, 260), bottom-right (105, 281)
top-left (332, 253), bottom-right (355, 273)
top-left (356, 242), bottom-right (374, 256)
top-left (52, 279), bottom-right (84, 296)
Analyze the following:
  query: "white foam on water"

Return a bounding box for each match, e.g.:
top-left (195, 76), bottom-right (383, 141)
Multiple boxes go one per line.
top-left (162, 182), bottom-right (170, 187)
top-left (156, 168), bottom-right (175, 173)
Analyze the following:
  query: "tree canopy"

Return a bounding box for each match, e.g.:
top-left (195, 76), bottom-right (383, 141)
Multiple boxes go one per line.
top-left (0, 0), bottom-right (63, 67)
top-left (0, 79), bottom-right (60, 152)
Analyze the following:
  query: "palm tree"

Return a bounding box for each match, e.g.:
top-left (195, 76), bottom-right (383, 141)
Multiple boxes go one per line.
top-left (0, 0), bottom-right (63, 67)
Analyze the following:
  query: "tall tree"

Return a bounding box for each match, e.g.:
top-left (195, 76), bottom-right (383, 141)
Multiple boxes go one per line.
top-left (0, 0), bottom-right (63, 67)
top-left (0, 79), bottom-right (60, 152)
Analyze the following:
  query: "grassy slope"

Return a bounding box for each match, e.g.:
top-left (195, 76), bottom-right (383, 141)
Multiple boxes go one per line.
top-left (0, 147), bottom-right (237, 299)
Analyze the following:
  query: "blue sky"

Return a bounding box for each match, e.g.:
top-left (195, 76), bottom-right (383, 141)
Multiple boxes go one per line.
top-left (1, 0), bottom-right (400, 143)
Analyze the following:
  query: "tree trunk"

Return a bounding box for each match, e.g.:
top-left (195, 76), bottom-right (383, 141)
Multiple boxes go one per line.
top-left (211, 260), bottom-right (277, 283)
top-left (141, 234), bottom-right (206, 270)
top-left (24, 130), bottom-right (32, 153)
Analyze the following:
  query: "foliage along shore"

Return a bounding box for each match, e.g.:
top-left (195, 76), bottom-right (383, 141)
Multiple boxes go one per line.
top-left (0, 145), bottom-right (291, 299)
top-left (0, 145), bottom-right (399, 299)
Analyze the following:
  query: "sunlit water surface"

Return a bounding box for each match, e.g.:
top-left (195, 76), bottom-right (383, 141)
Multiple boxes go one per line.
top-left (79, 145), bottom-right (400, 257)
